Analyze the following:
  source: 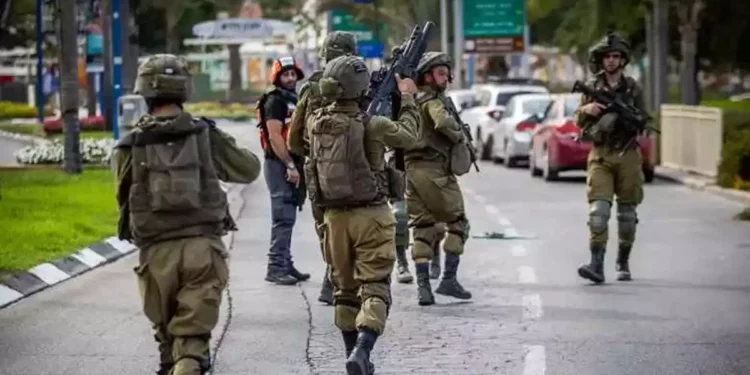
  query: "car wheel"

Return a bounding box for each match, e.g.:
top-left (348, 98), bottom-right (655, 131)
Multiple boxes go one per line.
top-left (643, 167), bottom-right (654, 183)
top-left (481, 135), bottom-right (493, 161)
top-left (542, 146), bottom-right (559, 182)
top-left (529, 148), bottom-right (542, 177)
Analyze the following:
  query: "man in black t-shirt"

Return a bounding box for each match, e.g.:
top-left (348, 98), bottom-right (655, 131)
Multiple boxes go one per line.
top-left (256, 57), bottom-right (310, 285)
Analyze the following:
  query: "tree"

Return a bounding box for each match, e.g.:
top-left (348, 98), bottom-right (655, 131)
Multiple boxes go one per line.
top-left (675, 0), bottom-right (705, 105)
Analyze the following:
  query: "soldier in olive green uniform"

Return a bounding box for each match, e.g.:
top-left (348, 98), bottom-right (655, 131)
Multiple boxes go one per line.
top-left (288, 31), bottom-right (357, 304)
top-left (305, 55), bottom-right (421, 375)
top-left (404, 52), bottom-right (474, 306)
top-left (113, 54), bottom-right (261, 375)
top-left (574, 33), bottom-right (647, 284)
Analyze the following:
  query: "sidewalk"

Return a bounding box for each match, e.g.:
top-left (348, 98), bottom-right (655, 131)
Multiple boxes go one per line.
top-left (654, 165), bottom-right (750, 205)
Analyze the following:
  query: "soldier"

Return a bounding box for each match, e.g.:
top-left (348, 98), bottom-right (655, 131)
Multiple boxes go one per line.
top-left (256, 56), bottom-right (311, 285)
top-left (112, 54), bottom-right (261, 375)
top-left (288, 31), bottom-right (357, 303)
top-left (574, 32), bottom-right (647, 283)
top-left (404, 52), bottom-right (473, 306)
top-left (306, 55), bottom-right (420, 375)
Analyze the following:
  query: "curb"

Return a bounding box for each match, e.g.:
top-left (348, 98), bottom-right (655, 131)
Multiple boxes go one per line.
top-left (0, 129), bottom-right (45, 144)
top-left (654, 166), bottom-right (750, 205)
top-left (0, 236), bottom-right (137, 309)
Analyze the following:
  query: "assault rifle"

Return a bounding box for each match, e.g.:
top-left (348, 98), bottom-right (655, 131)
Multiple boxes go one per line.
top-left (443, 97), bottom-right (480, 172)
top-left (571, 80), bottom-right (659, 156)
top-left (365, 21), bottom-right (435, 117)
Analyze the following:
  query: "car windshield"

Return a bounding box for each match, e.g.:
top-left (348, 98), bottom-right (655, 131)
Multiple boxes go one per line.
top-left (496, 91), bottom-right (537, 106)
top-left (522, 98), bottom-right (553, 115)
top-left (564, 96), bottom-right (581, 117)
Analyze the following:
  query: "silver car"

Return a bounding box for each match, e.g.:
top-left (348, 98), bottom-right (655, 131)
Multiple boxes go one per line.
top-left (491, 93), bottom-right (553, 167)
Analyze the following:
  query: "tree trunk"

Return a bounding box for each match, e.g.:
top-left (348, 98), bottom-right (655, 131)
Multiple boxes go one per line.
top-left (59, 0), bottom-right (82, 174)
top-left (164, 5), bottom-right (184, 54)
top-left (102, 0), bottom-right (113, 130)
top-left (678, 0), bottom-right (704, 105)
top-left (227, 44), bottom-right (242, 102)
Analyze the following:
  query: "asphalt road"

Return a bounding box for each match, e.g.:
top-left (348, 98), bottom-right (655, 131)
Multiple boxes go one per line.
top-left (0, 136), bottom-right (28, 166)
top-left (1, 123), bottom-right (748, 375)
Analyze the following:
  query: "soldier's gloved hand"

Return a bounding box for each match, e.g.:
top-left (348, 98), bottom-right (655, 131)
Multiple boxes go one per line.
top-left (395, 74), bottom-right (417, 95)
top-left (582, 102), bottom-right (606, 116)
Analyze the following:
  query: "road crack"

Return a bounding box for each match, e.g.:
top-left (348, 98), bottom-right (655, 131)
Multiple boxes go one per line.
top-left (299, 284), bottom-right (318, 375)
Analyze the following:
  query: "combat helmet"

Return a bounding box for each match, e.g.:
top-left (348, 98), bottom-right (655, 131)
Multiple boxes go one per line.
top-left (319, 55), bottom-right (369, 100)
top-left (416, 51), bottom-right (453, 77)
top-left (322, 31), bottom-right (357, 62)
top-left (588, 32), bottom-right (631, 74)
top-left (134, 54), bottom-right (192, 101)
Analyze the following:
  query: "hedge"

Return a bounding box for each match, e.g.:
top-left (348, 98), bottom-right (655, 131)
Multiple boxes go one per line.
top-left (705, 101), bottom-right (750, 190)
top-left (0, 101), bottom-right (54, 120)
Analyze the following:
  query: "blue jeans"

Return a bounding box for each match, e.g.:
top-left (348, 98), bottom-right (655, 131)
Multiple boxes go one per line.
top-left (263, 157), bottom-right (298, 274)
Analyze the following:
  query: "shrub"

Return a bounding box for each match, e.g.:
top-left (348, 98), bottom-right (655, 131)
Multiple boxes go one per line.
top-left (0, 101), bottom-right (54, 119)
top-left (14, 138), bottom-right (115, 165)
top-left (43, 115), bottom-right (106, 134)
top-left (716, 108), bottom-right (750, 189)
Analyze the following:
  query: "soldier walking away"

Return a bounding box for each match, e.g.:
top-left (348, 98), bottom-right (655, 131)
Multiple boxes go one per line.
top-left (256, 57), bottom-right (311, 285)
top-left (306, 55), bottom-right (421, 375)
top-left (112, 54), bottom-right (262, 375)
top-left (404, 52), bottom-right (474, 306)
top-left (574, 32), bottom-right (648, 284)
top-left (288, 31), bottom-right (358, 303)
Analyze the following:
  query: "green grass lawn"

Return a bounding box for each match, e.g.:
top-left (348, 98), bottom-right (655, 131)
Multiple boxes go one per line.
top-left (0, 123), bottom-right (114, 140)
top-left (0, 169), bottom-right (118, 275)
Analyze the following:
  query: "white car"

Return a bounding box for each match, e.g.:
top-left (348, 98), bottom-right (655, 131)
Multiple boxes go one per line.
top-left (446, 89), bottom-right (477, 111)
top-left (491, 93), bottom-right (554, 167)
top-left (460, 84), bottom-right (549, 160)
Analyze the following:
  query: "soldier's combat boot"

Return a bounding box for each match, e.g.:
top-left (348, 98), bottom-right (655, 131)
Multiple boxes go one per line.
top-left (342, 330), bottom-right (358, 358)
top-left (430, 247), bottom-right (441, 279)
top-left (345, 328), bottom-right (377, 375)
top-left (616, 244), bottom-right (632, 281)
top-left (265, 268), bottom-right (298, 285)
top-left (415, 263), bottom-right (435, 306)
top-left (318, 274), bottom-right (334, 305)
top-left (289, 262), bottom-right (311, 282)
top-left (435, 253), bottom-right (472, 299)
top-left (395, 245), bottom-right (413, 284)
top-left (577, 244), bottom-right (606, 283)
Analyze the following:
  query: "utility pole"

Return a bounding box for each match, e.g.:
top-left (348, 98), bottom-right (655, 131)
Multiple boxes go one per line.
top-left (440, 0), bottom-right (448, 53)
top-left (645, 4), bottom-right (654, 112)
top-left (111, 0), bottom-right (123, 139)
top-left (452, 0), bottom-right (464, 89)
top-left (35, 0), bottom-right (44, 122)
top-left (101, 0), bottom-right (113, 131)
top-left (120, 0), bottom-right (135, 94)
top-left (59, 0), bottom-right (83, 174)
top-left (653, 0), bottom-right (668, 108)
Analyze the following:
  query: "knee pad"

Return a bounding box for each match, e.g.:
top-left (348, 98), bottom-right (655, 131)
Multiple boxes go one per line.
top-left (444, 215), bottom-right (470, 251)
top-left (587, 200), bottom-right (611, 234)
top-left (616, 204), bottom-right (638, 233)
top-left (333, 297), bottom-right (360, 332)
top-left (411, 224), bottom-right (438, 260)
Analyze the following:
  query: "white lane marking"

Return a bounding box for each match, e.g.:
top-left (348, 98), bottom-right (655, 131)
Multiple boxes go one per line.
top-left (504, 227), bottom-right (520, 237)
top-left (523, 345), bottom-right (547, 375)
top-left (485, 204), bottom-right (499, 215)
top-left (512, 245), bottom-right (527, 257)
top-left (522, 294), bottom-right (544, 320)
top-left (518, 266), bottom-right (537, 284)
top-left (28, 263), bottom-right (70, 285)
top-left (475, 195), bottom-right (487, 203)
top-left (497, 217), bottom-right (512, 226)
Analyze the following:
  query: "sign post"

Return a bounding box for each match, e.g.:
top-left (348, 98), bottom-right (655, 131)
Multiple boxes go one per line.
top-left (462, 0), bottom-right (527, 54)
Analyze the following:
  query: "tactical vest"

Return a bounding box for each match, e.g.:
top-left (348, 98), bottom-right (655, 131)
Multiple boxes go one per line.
top-left (118, 117), bottom-right (228, 246)
top-left (404, 92), bottom-right (454, 162)
top-left (304, 106), bottom-right (389, 208)
top-left (300, 70), bottom-right (328, 119)
top-left (255, 87), bottom-right (297, 157)
top-left (587, 76), bottom-right (638, 148)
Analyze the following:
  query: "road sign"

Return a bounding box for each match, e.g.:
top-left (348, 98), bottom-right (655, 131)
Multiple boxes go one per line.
top-left (462, 0), bottom-right (526, 54)
top-left (329, 7), bottom-right (385, 58)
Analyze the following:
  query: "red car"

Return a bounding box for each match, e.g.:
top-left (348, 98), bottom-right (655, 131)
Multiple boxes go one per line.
top-left (529, 93), bottom-right (654, 182)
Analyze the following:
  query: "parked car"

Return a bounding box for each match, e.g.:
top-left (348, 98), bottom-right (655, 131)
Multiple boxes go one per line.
top-left (461, 83), bottom-right (549, 160)
top-left (446, 89), bottom-right (478, 113)
top-left (528, 93), bottom-right (655, 182)
top-left (491, 93), bottom-right (553, 167)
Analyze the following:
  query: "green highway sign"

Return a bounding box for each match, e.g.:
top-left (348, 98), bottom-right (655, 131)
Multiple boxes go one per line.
top-left (463, 0), bottom-right (526, 53)
top-left (329, 9), bottom-right (380, 43)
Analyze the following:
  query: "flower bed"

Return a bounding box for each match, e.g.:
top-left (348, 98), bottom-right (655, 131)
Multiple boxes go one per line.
top-left (43, 115), bottom-right (106, 134)
top-left (184, 101), bottom-right (256, 121)
top-left (14, 138), bottom-right (115, 165)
